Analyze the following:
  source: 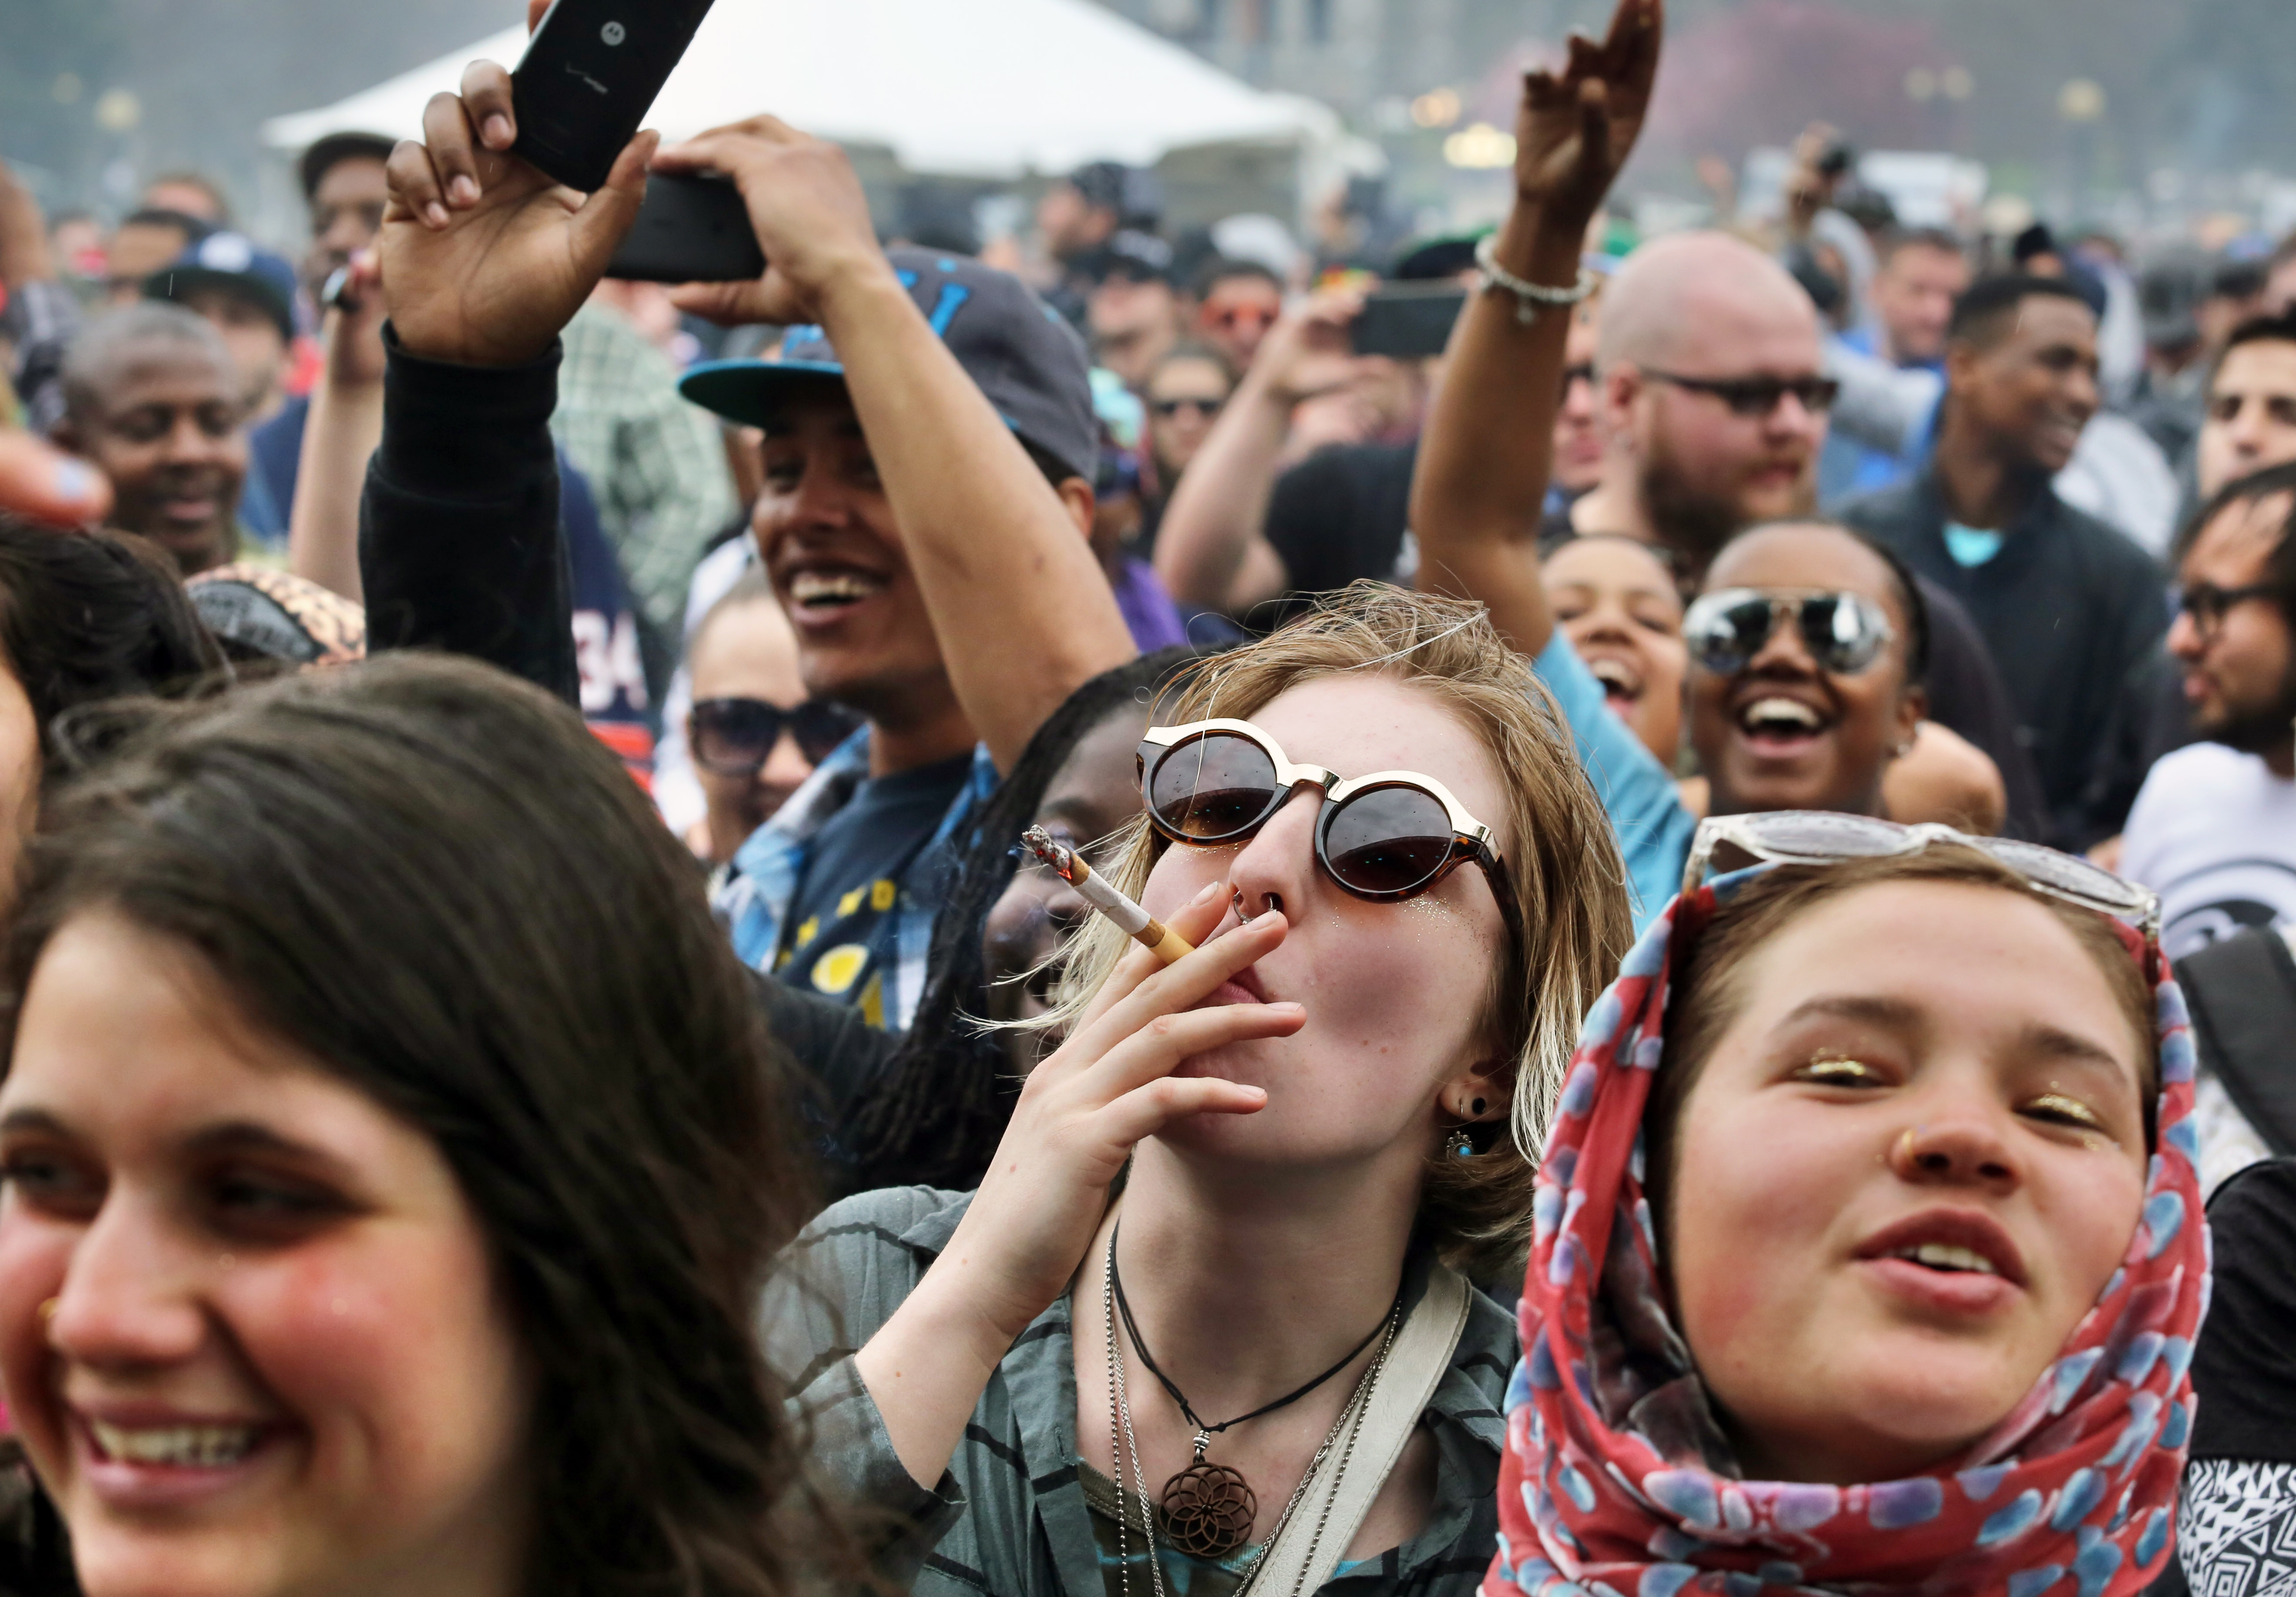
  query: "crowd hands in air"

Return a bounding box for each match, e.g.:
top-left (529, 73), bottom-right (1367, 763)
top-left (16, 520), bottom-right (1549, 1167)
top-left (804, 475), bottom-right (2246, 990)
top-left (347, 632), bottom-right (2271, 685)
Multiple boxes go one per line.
top-left (0, 0), bottom-right (2293, 1593)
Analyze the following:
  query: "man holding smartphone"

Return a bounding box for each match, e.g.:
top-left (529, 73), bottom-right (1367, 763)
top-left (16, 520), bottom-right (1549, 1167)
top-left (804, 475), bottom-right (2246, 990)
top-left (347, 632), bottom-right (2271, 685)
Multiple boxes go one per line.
top-left (360, 50), bottom-right (1134, 1032)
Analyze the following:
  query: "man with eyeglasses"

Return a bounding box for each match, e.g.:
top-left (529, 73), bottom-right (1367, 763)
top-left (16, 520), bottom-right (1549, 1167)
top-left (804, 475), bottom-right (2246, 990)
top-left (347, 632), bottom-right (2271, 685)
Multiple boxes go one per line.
top-left (2121, 461), bottom-right (2296, 962)
top-left (1841, 275), bottom-right (2167, 851)
top-left (1558, 231), bottom-right (1832, 567)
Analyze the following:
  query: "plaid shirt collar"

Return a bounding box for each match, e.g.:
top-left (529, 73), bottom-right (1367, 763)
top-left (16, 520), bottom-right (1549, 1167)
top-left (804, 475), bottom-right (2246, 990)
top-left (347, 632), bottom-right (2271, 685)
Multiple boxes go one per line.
top-left (711, 727), bottom-right (999, 1030)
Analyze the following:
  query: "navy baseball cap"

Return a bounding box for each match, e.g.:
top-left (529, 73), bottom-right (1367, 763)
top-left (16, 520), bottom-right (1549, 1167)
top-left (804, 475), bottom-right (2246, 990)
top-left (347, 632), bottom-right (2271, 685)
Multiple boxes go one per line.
top-left (143, 231), bottom-right (299, 343)
top-left (680, 249), bottom-right (1098, 484)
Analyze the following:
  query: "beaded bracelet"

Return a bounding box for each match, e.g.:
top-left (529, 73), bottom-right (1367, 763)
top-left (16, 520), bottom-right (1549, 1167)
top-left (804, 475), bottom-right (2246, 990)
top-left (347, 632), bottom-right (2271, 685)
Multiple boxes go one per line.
top-left (1473, 233), bottom-right (1600, 325)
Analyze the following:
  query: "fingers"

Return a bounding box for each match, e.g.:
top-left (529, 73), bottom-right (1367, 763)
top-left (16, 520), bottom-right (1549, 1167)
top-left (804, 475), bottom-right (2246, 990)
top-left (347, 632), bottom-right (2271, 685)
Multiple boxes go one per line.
top-left (386, 132), bottom-right (452, 231)
top-left (420, 89), bottom-right (486, 219)
top-left (1066, 881), bottom-right (1232, 1036)
top-left (1090, 999), bottom-right (1306, 1101)
top-left (1096, 1075), bottom-right (1268, 1150)
top-left (653, 118), bottom-right (802, 180)
top-left (525, 0), bottom-right (550, 32)
top-left (461, 59), bottom-right (518, 154)
top-left (666, 279), bottom-right (775, 326)
top-left (1071, 910), bottom-right (1291, 1069)
top-left (1577, 77), bottom-right (1612, 165)
top-left (568, 129), bottom-right (658, 278)
top-left (1617, 0), bottom-right (1664, 98)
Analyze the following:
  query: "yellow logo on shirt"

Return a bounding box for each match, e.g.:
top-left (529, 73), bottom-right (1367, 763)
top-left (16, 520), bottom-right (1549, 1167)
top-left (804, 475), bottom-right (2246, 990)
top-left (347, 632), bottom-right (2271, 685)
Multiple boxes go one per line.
top-left (811, 944), bottom-right (870, 995)
top-left (871, 878), bottom-right (898, 911)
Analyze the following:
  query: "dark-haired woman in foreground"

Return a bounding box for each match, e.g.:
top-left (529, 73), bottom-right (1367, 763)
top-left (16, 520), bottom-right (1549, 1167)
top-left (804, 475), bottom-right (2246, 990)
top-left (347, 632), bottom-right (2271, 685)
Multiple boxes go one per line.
top-left (1490, 816), bottom-right (2203, 1597)
top-left (0, 656), bottom-right (856, 1597)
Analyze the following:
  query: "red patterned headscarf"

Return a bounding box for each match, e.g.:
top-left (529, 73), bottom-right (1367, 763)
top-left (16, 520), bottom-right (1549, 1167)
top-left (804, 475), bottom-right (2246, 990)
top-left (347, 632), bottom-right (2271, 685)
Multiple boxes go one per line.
top-left (1487, 868), bottom-right (2207, 1597)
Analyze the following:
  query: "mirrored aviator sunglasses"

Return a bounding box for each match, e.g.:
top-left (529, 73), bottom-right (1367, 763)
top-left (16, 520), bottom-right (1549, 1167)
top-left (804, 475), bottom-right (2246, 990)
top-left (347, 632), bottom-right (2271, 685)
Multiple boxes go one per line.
top-left (690, 698), bottom-right (862, 776)
top-left (1682, 588), bottom-right (1895, 676)
top-left (1136, 720), bottom-right (1521, 935)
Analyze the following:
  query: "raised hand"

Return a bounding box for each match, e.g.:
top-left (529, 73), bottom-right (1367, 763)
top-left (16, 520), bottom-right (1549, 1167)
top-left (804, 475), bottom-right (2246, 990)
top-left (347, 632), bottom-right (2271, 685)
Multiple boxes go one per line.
top-left (650, 116), bottom-right (889, 329)
top-left (1249, 288), bottom-right (1379, 407)
top-left (1511, 0), bottom-right (1663, 228)
top-left (855, 882), bottom-right (1305, 1486)
top-left (378, 56), bottom-right (654, 367)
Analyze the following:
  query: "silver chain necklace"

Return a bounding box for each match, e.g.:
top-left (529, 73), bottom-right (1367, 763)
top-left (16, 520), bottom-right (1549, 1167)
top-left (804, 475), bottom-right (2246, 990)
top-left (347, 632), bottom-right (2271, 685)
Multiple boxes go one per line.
top-left (1101, 1230), bottom-right (1403, 1597)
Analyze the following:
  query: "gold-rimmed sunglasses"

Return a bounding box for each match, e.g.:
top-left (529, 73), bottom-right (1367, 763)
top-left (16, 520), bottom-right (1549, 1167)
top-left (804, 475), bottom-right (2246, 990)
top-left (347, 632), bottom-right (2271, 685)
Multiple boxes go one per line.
top-left (1138, 719), bottom-right (1520, 940)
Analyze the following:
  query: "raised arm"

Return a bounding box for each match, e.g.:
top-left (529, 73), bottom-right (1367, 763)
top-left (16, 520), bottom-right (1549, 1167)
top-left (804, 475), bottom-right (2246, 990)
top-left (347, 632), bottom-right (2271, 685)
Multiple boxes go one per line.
top-left (289, 254), bottom-right (386, 601)
top-left (358, 42), bottom-right (652, 704)
top-left (656, 122), bottom-right (1134, 775)
top-left (1151, 292), bottom-right (1371, 615)
top-left (1409, 0), bottom-right (1661, 657)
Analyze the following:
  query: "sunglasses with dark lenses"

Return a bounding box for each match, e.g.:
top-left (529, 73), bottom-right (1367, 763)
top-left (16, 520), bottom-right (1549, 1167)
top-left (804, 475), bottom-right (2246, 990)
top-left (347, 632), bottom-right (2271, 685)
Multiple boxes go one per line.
top-left (1644, 369), bottom-right (1841, 418)
top-left (1152, 396), bottom-right (1225, 419)
top-left (1138, 719), bottom-right (1520, 935)
top-left (690, 697), bottom-right (861, 776)
top-left (1683, 588), bottom-right (1896, 677)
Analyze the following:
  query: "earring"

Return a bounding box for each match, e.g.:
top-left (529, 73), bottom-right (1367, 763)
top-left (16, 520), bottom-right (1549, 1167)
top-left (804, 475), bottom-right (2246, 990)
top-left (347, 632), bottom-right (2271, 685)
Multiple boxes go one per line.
top-left (1445, 1127), bottom-right (1475, 1159)
top-left (1471, 1097), bottom-right (1487, 1116)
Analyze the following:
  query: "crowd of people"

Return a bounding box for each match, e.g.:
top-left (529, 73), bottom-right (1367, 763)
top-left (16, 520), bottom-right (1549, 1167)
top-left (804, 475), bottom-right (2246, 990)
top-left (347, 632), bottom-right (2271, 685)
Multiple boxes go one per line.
top-left (0, 0), bottom-right (2293, 1592)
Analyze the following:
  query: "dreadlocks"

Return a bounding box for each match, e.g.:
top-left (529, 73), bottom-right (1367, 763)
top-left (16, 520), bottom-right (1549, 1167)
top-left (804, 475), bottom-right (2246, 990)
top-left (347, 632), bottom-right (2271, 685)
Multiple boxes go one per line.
top-left (840, 645), bottom-right (1211, 1190)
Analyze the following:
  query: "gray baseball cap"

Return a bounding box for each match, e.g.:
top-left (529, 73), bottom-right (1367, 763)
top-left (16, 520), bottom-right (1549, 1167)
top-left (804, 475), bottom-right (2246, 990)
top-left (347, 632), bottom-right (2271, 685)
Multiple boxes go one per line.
top-left (680, 248), bottom-right (1097, 483)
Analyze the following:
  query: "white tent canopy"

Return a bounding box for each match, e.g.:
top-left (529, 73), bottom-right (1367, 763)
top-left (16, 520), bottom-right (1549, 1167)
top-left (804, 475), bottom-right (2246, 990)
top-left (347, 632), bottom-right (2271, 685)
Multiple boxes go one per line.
top-left (263, 0), bottom-right (1338, 179)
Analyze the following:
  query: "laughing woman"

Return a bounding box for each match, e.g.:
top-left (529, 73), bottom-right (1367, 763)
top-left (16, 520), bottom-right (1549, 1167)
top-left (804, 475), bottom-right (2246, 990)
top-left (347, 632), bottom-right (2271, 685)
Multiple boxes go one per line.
top-left (1489, 815), bottom-right (2204, 1597)
top-left (766, 584), bottom-right (1633, 1597)
top-left (0, 656), bottom-right (850, 1597)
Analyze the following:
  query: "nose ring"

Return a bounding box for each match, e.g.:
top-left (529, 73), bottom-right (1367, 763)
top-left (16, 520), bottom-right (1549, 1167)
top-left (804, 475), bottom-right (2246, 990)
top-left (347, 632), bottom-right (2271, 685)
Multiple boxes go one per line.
top-left (1232, 888), bottom-right (1256, 923)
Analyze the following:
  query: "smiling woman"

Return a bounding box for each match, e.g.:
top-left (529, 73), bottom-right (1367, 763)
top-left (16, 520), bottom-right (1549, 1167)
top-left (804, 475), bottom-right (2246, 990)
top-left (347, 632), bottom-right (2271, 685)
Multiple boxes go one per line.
top-left (0, 656), bottom-right (851, 1597)
top-left (1489, 830), bottom-right (2204, 1597)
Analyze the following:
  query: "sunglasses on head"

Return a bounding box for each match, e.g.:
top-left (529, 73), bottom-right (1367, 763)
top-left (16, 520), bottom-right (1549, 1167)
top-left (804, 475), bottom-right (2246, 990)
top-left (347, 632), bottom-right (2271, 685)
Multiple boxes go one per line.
top-left (1683, 588), bottom-right (1895, 677)
top-left (689, 697), bottom-right (861, 776)
top-left (1685, 811), bottom-right (2161, 965)
top-left (1644, 369), bottom-right (1841, 418)
top-left (1138, 719), bottom-right (1520, 939)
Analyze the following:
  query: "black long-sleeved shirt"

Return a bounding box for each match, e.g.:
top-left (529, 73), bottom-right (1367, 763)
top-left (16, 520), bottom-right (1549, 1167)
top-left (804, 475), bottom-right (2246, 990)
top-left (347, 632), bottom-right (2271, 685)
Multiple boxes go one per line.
top-left (360, 328), bottom-right (578, 705)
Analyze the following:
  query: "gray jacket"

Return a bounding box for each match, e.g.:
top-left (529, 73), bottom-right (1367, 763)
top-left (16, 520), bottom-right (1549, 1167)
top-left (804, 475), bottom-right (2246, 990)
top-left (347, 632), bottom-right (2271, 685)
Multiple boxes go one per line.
top-left (765, 1187), bottom-right (1518, 1597)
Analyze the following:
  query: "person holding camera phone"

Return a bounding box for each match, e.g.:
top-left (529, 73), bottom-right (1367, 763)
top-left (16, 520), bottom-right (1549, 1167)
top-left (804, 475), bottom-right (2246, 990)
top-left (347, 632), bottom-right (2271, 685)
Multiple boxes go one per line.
top-left (360, 0), bottom-right (1135, 1033)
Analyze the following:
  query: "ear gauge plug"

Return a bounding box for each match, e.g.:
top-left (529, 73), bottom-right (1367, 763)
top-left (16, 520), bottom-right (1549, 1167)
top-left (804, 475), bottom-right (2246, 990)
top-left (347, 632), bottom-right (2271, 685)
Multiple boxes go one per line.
top-left (1471, 1097), bottom-right (1488, 1116)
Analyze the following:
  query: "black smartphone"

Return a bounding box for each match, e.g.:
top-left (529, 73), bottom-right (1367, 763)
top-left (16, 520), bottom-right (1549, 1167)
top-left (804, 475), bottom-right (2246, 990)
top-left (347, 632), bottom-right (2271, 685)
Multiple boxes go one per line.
top-left (510, 0), bottom-right (717, 193)
top-left (1351, 284), bottom-right (1468, 359)
top-left (606, 173), bottom-right (764, 282)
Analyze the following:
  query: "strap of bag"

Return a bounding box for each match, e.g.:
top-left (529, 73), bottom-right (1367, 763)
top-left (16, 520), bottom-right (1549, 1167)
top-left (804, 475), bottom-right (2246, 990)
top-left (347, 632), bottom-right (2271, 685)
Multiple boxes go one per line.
top-left (2180, 928), bottom-right (2296, 1158)
top-left (1246, 1262), bottom-right (1472, 1597)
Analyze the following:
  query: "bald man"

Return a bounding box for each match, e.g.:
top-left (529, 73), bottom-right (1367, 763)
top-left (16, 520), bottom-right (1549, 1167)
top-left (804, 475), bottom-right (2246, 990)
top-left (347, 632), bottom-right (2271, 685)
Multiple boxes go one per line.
top-left (1561, 231), bottom-right (1834, 574)
top-left (51, 303), bottom-right (248, 575)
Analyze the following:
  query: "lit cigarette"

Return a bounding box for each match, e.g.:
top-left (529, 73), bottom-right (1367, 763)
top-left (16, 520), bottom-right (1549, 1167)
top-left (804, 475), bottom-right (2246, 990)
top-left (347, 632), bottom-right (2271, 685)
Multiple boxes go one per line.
top-left (1020, 825), bottom-right (1195, 965)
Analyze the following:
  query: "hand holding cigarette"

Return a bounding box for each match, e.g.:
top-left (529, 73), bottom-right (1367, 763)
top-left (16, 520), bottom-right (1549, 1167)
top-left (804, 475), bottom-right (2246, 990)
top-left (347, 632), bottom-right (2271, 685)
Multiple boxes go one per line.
top-left (1020, 826), bottom-right (1195, 965)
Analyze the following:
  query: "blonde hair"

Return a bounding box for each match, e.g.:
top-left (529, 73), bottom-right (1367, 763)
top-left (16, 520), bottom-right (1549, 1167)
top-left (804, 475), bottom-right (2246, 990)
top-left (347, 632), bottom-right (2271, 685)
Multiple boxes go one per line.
top-left (1032, 583), bottom-right (1632, 1276)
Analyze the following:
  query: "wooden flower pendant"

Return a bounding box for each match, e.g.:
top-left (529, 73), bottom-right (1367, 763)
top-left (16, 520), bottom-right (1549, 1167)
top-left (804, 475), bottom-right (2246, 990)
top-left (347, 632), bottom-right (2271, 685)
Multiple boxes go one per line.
top-left (1160, 1439), bottom-right (1257, 1559)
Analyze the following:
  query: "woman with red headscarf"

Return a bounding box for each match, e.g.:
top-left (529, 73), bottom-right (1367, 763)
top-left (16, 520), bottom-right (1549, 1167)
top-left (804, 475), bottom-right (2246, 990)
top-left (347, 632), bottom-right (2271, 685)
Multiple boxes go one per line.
top-left (1489, 814), bottom-right (2205, 1597)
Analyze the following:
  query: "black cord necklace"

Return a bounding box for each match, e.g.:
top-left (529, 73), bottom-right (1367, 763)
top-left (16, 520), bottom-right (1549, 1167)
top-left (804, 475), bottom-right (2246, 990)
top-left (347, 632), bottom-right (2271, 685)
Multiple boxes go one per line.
top-left (1107, 1224), bottom-right (1400, 1559)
